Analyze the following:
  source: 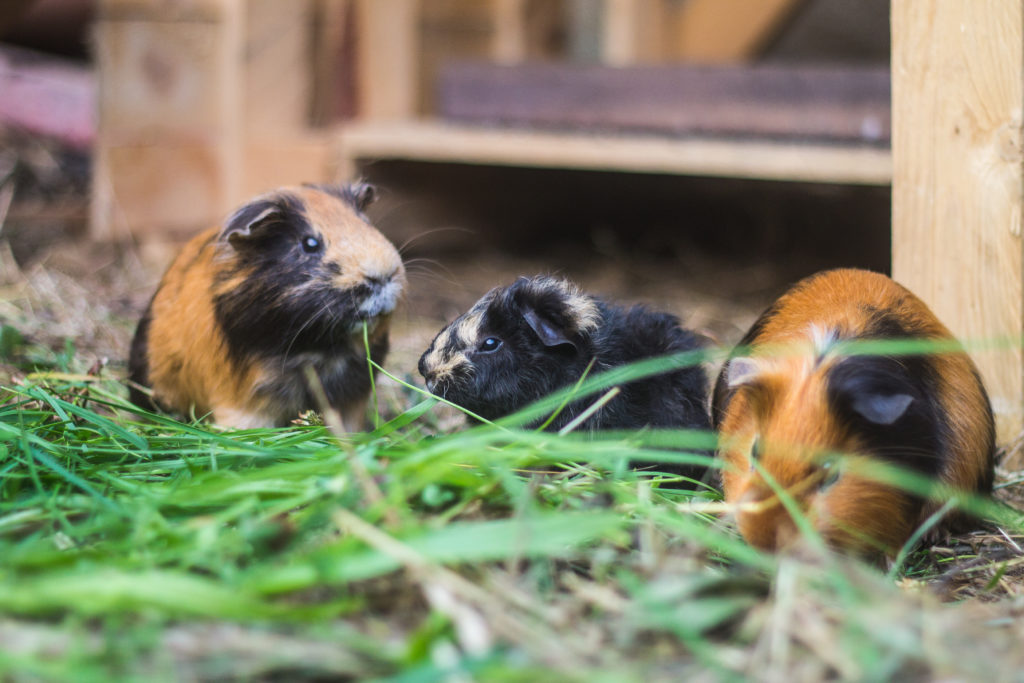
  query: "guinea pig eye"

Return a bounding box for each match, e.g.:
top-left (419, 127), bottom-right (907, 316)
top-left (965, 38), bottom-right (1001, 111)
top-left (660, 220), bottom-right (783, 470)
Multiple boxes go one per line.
top-left (479, 337), bottom-right (502, 353)
top-left (819, 459), bottom-right (841, 491)
top-left (301, 235), bottom-right (322, 253)
top-left (749, 437), bottom-right (762, 468)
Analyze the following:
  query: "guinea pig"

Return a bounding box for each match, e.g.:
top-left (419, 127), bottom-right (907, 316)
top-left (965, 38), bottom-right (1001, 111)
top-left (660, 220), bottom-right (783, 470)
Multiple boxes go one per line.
top-left (128, 182), bottom-right (405, 430)
top-left (418, 276), bottom-right (710, 478)
top-left (712, 268), bottom-right (994, 559)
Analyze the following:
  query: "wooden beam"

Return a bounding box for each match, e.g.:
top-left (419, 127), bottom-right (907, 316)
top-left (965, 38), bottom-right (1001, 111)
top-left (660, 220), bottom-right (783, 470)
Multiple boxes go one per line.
top-left (673, 0), bottom-right (805, 62)
top-left (91, 0), bottom-right (324, 241)
top-left (491, 0), bottom-right (528, 63)
top-left (891, 0), bottom-right (1024, 442)
top-left (355, 0), bottom-right (419, 119)
top-left (438, 62), bottom-right (891, 145)
top-left (91, 2), bottom-right (246, 240)
top-left (243, 0), bottom-right (313, 135)
top-left (601, 0), bottom-right (666, 65)
top-left (335, 120), bottom-right (891, 186)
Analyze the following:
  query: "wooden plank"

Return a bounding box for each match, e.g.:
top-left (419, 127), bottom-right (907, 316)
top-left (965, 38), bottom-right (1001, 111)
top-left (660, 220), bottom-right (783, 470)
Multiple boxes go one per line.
top-left (673, 0), bottom-right (806, 62)
top-left (311, 0), bottom-right (353, 125)
top-left (98, 0), bottom-right (229, 21)
top-left (491, 0), bottom-right (528, 63)
top-left (242, 132), bottom-right (336, 197)
top-left (601, 0), bottom-right (665, 65)
top-left (243, 0), bottom-right (313, 135)
top-left (91, 2), bottom-right (245, 240)
top-left (92, 0), bottom-right (327, 241)
top-left (438, 62), bottom-right (890, 144)
top-left (891, 0), bottom-right (1024, 443)
top-left (335, 120), bottom-right (892, 185)
top-left (355, 0), bottom-right (419, 119)
top-left (95, 19), bottom-right (232, 143)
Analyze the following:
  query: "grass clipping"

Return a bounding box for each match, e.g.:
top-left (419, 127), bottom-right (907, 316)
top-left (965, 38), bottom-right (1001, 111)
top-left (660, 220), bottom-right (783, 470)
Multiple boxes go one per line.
top-left (0, 343), bottom-right (1022, 680)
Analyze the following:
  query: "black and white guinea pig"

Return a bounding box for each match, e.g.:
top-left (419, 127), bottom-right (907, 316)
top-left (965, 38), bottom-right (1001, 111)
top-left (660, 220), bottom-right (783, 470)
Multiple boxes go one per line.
top-left (128, 182), bottom-right (405, 429)
top-left (418, 276), bottom-right (710, 476)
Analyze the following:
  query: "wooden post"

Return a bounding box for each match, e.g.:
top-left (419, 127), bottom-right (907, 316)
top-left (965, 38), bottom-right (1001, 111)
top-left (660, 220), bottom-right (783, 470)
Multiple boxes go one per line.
top-left (355, 0), bottom-right (419, 119)
top-left (92, 0), bottom-right (247, 241)
top-left (601, 0), bottom-right (665, 65)
top-left (891, 0), bottom-right (1024, 442)
top-left (491, 0), bottom-right (527, 64)
top-left (92, 0), bottom-right (329, 242)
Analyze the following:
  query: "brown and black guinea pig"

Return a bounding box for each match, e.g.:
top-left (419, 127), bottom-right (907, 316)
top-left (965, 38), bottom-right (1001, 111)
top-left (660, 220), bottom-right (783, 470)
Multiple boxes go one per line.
top-left (712, 268), bottom-right (995, 560)
top-left (128, 182), bottom-right (405, 430)
top-left (418, 276), bottom-right (711, 481)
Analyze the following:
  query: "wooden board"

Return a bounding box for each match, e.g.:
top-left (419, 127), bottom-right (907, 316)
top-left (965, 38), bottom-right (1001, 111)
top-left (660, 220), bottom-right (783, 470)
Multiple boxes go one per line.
top-left (891, 0), bottom-right (1024, 442)
top-left (673, 0), bottom-right (805, 61)
top-left (355, 0), bottom-right (418, 119)
top-left (336, 120), bottom-right (891, 185)
top-left (438, 62), bottom-right (891, 144)
top-left (601, 0), bottom-right (665, 64)
top-left (92, 0), bottom-right (325, 241)
top-left (243, 0), bottom-right (313, 135)
top-left (91, 5), bottom-right (244, 240)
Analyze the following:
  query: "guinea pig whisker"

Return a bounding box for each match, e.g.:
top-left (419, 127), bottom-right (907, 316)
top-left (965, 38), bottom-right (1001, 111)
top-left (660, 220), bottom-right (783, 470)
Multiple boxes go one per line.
top-left (396, 226), bottom-right (474, 255)
top-left (402, 259), bottom-right (461, 287)
top-left (281, 299), bottom-right (336, 368)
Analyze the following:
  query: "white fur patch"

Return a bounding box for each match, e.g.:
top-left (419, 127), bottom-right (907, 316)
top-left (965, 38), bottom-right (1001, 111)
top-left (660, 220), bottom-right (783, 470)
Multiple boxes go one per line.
top-left (533, 276), bottom-right (601, 333)
top-left (809, 324), bottom-right (839, 357)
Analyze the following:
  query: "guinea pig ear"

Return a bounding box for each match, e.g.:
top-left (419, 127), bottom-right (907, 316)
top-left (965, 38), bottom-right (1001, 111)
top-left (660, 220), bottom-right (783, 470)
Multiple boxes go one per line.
top-left (349, 182), bottom-right (377, 212)
top-left (851, 393), bottom-right (914, 426)
top-left (726, 357), bottom-right (761, 388)
top-left (523, 308), bottom-right (575, 349)
top-left (222, 201), bottom-right (281, 244)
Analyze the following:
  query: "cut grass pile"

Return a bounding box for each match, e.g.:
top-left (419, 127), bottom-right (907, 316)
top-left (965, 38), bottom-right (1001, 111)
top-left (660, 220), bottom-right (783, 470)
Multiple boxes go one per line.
top-left (1, 342), bottom-right (1024, 680)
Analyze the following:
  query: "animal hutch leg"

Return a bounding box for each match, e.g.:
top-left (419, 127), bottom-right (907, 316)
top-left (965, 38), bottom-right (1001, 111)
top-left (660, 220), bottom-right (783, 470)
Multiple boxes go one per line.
top-left (92, 0), bottom-right (327, 242)
top-left (891, 0), bottom-right (1024, 443)
top-left (354, 0), bottom-right (420, 120)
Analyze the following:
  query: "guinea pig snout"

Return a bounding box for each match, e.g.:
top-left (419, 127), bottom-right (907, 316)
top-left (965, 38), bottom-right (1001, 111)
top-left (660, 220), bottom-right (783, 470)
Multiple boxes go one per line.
top-left (735, 484), bottom-right (798, 552)
top-left (418, 347), bottom-right (471, 399)
top-left (357, 272), bottom-right (403, 318)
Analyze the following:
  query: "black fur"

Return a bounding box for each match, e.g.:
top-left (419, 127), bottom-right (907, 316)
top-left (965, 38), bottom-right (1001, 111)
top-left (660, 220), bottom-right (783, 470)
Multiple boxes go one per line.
top-left (127, 304), bottom-right (155, 411)
top-left (418, 277), bottom-right (711, 481)
top-left (213, 192), bottom-right (374, 364)
top-left (825, 354), bottom-right (944, 477)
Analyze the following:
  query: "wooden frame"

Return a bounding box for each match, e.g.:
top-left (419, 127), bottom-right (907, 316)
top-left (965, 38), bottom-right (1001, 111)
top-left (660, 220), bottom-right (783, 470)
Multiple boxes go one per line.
top-left (91, 0), bottom-right (331, 241)
top-left (891, 0), bottom-right (1024, 442)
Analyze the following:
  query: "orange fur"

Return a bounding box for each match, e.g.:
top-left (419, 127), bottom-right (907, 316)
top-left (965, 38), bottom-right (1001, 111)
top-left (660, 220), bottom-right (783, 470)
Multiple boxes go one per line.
top-left (135, 184), bottom-right (404, 429)
top-left (716, 269), bottom-right (994, 559)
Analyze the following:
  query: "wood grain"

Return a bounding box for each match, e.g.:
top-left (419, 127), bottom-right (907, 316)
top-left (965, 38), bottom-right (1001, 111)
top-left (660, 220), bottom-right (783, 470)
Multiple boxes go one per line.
top-left (355, 0), bottom-right (419, 119)
top-left (891, 0), bottom-right (1024, 441)
top-left (336, 120), bottom-right (891, 185)
top-left (438, 62), bottom-right (891, 144)
top-left (673, 0), bottom-right (805, 62)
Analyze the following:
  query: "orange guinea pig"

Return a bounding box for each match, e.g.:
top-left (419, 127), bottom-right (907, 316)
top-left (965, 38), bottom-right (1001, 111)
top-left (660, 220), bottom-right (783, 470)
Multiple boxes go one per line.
top-left (711, 269), bottom-right (994, 559)
top-left (128, 183), bottom-right (405, 429)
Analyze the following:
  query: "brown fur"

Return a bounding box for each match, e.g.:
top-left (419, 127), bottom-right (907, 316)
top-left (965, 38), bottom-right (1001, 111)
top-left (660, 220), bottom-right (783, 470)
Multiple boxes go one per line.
top-left (716, 269), bottom-right (994, 559)
top-left (132, 184), bottom-right (404, 429)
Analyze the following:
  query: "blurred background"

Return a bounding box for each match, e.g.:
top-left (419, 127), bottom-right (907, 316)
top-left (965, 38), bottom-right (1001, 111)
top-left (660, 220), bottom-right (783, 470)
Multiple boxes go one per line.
top-left (0, 0), bottom-right (893, 382)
